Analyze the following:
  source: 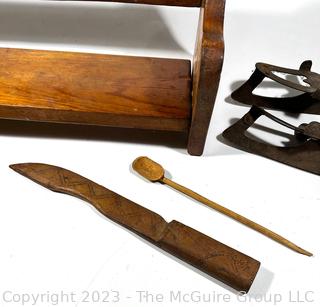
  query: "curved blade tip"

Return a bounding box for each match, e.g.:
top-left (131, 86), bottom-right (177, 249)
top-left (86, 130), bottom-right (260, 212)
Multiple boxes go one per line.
top-left (9, 163), bottom-right (29, 173)
top-left (9, 163), bottom-right (49, 178)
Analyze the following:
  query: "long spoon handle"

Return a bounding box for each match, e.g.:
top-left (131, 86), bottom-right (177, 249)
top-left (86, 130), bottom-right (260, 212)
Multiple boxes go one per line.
top-left (162, 177), bottom-right (313, 257)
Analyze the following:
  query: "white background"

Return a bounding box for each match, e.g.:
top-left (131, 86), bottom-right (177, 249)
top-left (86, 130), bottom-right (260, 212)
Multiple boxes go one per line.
top-left (0, 0), bottom-right (319, 306)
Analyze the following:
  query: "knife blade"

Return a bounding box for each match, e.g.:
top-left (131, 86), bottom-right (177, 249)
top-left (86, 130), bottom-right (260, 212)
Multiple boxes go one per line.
top-left (10, 163), bottom-right (260, 293)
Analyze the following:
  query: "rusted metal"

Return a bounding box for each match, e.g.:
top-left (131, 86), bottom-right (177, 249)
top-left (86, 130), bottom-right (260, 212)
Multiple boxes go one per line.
top-left (231, 61), bottom-right (320, 114)
top-left (222, 106), bottom-right (320, 175)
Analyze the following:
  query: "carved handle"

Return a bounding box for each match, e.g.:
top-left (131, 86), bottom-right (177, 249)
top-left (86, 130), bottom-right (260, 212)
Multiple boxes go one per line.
top-left (158, 221), bottom-right (260, 293)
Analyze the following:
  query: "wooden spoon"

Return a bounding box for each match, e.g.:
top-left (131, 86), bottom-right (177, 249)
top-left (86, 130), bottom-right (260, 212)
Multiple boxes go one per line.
top-left (132, 156), bottom-right (313, 257)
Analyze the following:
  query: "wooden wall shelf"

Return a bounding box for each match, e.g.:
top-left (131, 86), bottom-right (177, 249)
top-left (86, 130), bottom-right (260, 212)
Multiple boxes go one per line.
top-left (0, 0), bottom-right (225, 155)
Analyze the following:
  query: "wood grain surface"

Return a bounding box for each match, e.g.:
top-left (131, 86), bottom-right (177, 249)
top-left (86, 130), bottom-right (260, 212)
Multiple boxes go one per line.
top-left (11, 162), bottom-right (261, 293)
top-left (0, 0), bottom-right (226, 154)
top-left (0, 48), bottom-right (191, 132)
top-left (187, 0), bottom-right (225, 155)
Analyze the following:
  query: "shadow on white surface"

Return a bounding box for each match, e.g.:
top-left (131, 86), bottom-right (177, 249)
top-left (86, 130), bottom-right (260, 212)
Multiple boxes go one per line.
top-left (217, 117), bottom-right (302, 148)
top-left (0, 1), bottom-right (187, 54)
top-left (226, 80), bottom-right (304, 106)
top-left (0, 119), bottom-right (188, 149)
top-left (248, 266), bottom-right (274, 298)
top-left (225, 72), bottom-right (310, 121)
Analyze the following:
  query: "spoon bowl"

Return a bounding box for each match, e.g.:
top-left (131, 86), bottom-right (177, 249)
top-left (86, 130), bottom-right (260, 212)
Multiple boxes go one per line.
top-left (132, 156), bottom-right (165, 182)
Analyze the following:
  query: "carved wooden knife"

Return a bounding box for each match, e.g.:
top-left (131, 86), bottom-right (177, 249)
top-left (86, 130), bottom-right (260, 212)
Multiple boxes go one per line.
top-left (10, 163), bottom-right (260, 293)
